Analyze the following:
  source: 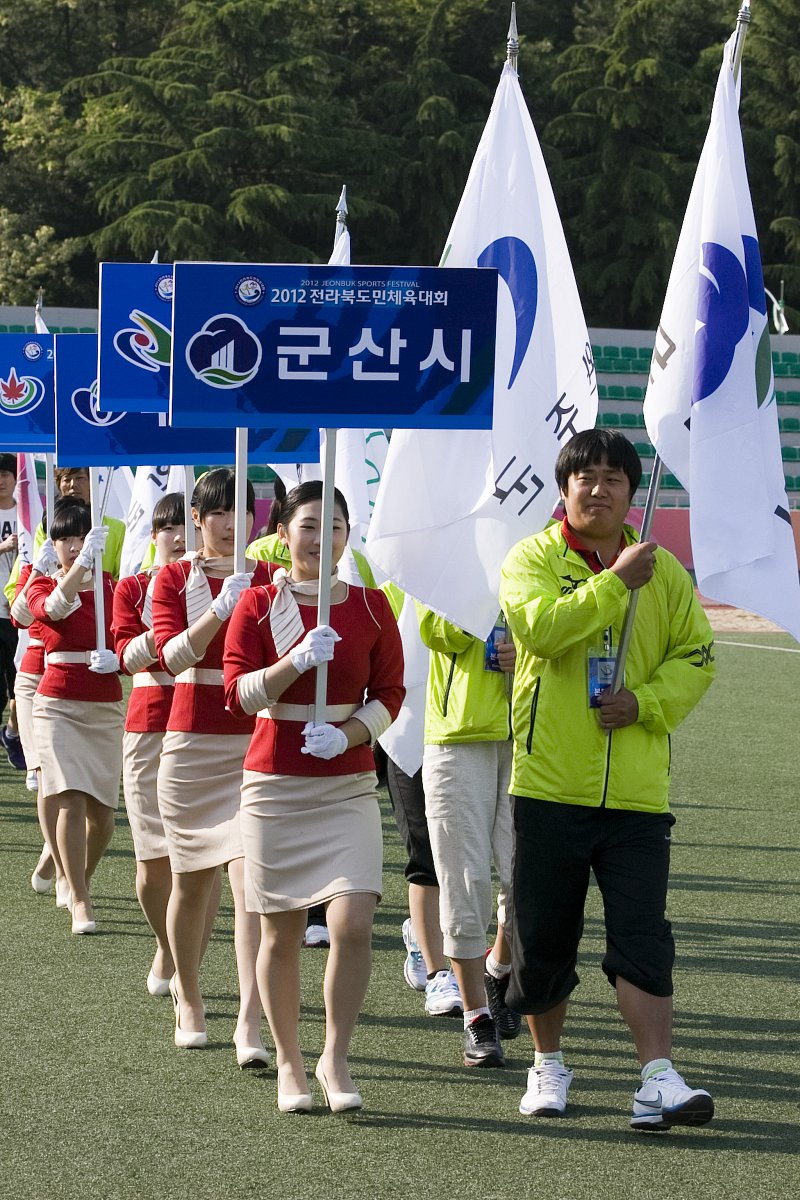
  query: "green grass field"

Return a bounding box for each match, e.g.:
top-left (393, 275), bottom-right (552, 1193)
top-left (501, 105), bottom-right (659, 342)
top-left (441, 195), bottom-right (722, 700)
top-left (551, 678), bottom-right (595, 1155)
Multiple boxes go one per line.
top-left (1, 630), bottom-right (797, 1200)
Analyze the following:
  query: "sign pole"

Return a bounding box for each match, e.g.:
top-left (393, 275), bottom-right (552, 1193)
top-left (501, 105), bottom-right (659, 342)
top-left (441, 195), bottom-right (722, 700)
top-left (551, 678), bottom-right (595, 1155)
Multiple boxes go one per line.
top-left (89, 468), bottom-right (106, 650)
top-left (44, 455), bottom-right (55, 537)
top-left (233, 428), bottom-right (248, 574)
top-left (183, 465), bottom-right (195, 553)
top-left (314, 428), bottom-right (337, 724)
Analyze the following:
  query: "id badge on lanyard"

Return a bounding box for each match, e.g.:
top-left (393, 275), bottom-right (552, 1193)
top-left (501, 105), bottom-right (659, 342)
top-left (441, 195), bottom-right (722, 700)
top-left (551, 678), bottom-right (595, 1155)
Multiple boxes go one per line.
top-left (588, 627), bottom-right (616, 708)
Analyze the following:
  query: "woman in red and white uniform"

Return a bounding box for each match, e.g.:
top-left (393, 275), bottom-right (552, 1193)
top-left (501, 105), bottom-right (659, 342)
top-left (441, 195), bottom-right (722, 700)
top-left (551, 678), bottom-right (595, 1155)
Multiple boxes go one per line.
top-left (113, 493), bottom-right (222, 998)
top-left (224, 481), bottom-right (404, 1112)
top-left (10, 515), bottom-right (68, 906)
top-left (27, 500), bottom-right (124, 936)
top-left (152, 469), bottom-right (271, 1063)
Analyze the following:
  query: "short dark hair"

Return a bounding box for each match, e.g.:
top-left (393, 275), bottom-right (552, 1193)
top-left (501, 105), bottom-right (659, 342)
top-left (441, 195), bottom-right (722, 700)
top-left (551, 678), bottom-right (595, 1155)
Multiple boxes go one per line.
top-left (49, 497), bottom-right (91, 541)
top-left (555, 429), bottom-right (642, 498)
top-left (269, 478), bottom-right (350, 532)
top-left (151, 492), bottom-right (185, 534)
top-left (0, 453), bottom-right (17, 477)
top-left (191, 468), bottom-right (255, 522)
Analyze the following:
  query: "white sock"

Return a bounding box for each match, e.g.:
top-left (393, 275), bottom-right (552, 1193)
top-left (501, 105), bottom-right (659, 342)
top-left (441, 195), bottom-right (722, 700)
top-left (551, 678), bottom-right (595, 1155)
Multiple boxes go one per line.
top-left (534, 1050), bottom-right (565, 1068)
top-left (463, 1006), bottom-right (490, 1028)
top-left (641, 1057), bottom-right (672, 1082)
top-left (485, 952), bottom-right (511, 980)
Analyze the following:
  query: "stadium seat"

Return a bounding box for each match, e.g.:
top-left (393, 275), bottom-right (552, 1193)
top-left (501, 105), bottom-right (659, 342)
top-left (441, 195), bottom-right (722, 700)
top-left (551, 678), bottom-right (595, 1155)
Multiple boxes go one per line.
top-left (608, 386), bottom-right (625, 400)
top-left (598, 384), bottom-right (608, 400)
top-left (79, 326), bottom-right (97, 333)
top-left (638, 346), bottom-right (653, 361)
top-left (61, 326), bottom-right (78, 333)
top-left (598, 412), bottom-right (619, 427)
top-left (781, 351), bottom-right (798, 365)
top-left (625, 386), bottom-right (645, 401)
top-left (780, 446), bottom-right (799, 461)
top-left (620, 346), bottom-right (637, 360)
top-left (620, 412), bottom-right (638, 428)
top-left (634, 442), bottom-right (653, 458)
top-left (602, 345), bottom-right (620, 359)
top-left (663, 474), bottom-right (684, 489)
top-left (779, 417), bottom-right (800, 432)
top-left (9, 324), bottom-right (24, 332)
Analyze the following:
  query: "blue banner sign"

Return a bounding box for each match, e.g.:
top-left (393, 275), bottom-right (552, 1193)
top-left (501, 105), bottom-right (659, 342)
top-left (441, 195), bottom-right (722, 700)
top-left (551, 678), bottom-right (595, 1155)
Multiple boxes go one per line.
top-left (170, 263), bottom-right (497, 430)
top-left (55, 335), bottom-right (320, 466)
top-left (97, 262), bottom-right (173, 413)
top-left (0, 334), bottom-right (56, 450)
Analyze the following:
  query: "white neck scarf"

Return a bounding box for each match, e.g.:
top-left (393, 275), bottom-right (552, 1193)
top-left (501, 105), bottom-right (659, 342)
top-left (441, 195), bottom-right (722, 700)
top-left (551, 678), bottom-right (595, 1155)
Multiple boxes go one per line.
top-left (269, 566), bottom-right (339, 657)
top-left (141, 566), bottom-right (159, 630)
top-left (181, 551), bottom-right (236, 625)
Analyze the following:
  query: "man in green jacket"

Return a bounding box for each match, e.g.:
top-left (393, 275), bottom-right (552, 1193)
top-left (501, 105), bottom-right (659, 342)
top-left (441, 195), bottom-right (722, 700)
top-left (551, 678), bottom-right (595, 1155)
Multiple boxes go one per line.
top-left (499, 429), bottom-right (715, 1130)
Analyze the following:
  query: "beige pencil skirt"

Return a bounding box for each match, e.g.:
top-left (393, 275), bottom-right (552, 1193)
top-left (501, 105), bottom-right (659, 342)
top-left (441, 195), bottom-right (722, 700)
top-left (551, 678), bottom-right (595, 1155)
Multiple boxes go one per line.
top-left (122, 730), bottom-right (169, 861)
top-left (33, 694), bottom-right (125, 809)
top-left (13, 671), bottom-right (42, 772)
top-left (240, 770), bottom-right (383, 914)
top-left (157, 729), bottom-right (251, 873)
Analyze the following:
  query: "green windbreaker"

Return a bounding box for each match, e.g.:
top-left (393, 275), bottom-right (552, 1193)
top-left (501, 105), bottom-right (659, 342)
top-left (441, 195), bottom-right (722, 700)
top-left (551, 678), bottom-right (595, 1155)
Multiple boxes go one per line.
top-left (499, 522), bottom-right (715, 813)
top-left (417, 607), bottom-right (511, 744)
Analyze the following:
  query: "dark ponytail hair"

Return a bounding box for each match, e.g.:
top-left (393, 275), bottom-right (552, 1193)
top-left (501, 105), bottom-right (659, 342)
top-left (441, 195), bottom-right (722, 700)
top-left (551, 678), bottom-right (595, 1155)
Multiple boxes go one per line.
top-left (48, 497), bottom-right (91, 542)
top-left (269, 479), bottom-right (350, 533)
top-left (191, 468), bottom-right (255, 523)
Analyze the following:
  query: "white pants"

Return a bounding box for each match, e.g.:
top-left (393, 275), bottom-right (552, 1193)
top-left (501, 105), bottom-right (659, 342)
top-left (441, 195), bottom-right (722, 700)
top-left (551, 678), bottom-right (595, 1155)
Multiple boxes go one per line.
top-left (423, 740), bottom-right (513, 959)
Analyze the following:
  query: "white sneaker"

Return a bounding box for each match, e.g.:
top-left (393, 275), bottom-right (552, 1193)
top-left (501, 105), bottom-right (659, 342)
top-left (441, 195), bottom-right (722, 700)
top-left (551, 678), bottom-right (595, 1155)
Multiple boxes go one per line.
top-left (424, 969), bottom-right (463, 1017)
top-left (401, 918), bottom-right (427, 991)
top-left (631, 1066), bottom-right (714, 1130)
top-left (519, 1062), bottom-right (574, 1117)
top-left (25, 769), bottom-right (38, 792)
top-left (302, 924), bottom-right (330, 948)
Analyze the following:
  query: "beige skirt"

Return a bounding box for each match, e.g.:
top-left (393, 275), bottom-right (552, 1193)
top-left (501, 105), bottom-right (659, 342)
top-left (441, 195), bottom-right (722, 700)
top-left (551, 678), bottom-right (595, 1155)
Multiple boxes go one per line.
top-left (33, 694), bottom-right (125, 809)
top-left (14, 671), bottom-right (42, 772)
top-left (157, 730), bottom-right (251, 873)
top-left (123, 730), bottom-right (169, 861)
top-left (240, 770), bottom-right (382, 914)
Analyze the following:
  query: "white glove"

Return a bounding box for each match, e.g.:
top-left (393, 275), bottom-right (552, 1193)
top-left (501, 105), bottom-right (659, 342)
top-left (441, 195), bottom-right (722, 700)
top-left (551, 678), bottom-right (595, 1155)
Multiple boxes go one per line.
top-left (210, 572), bottom-right (251, 621)
top-left (300, 722), bottom-right (349, 760)
top-left (289, 625), bottom-right (341, 673)
top-left (89, 648), bottom-right (120, 675)
top-left (76, 525), bottom-right (109, 570)
top-left (33, 538), bottom-right (59, 575)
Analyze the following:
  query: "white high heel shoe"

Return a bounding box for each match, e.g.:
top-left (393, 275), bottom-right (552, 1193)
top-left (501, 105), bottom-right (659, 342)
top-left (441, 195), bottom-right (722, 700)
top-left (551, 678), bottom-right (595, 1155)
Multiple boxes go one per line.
top-left (55, 878), bottom-right (72, 910)
top-left (169, 977), bottom-right (208, 1049)
top-left (31, 869), bottom-right (53, 894)
top-left (146, 969), bottom-right (172, 997)
top-left (315, 1060), bottom-right (362, 1113)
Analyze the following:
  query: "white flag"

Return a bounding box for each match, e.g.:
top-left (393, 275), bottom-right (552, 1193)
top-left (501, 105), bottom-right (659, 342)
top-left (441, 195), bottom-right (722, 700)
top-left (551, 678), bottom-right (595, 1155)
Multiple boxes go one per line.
top-left (643, 37), bottom-right (800, 640)
top-left (14, 453), bottom-right (43, 565)
top-left (366, 64), bottom-right (597, 638)
top-left (119, 464), bottom-right (186, 578)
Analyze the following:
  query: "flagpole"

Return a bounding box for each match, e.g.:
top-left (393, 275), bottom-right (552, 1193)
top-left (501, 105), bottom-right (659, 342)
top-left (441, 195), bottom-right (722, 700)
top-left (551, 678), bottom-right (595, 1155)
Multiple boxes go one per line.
top-left (313, 188), bottom-right (347, 725)
top-left (89, 468), bottom-right (106, 651)
top-left (611, 0), bottom-right (753, 694)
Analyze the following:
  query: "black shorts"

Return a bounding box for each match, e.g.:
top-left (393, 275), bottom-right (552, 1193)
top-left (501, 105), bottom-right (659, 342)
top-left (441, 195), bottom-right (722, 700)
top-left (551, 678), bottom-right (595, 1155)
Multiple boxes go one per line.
top-left (0, 617), bottom-right (17, 714)
top-left (506, 797), bottom-right (675, 1015)
top-left (386, 758), bottom-right (438, 888)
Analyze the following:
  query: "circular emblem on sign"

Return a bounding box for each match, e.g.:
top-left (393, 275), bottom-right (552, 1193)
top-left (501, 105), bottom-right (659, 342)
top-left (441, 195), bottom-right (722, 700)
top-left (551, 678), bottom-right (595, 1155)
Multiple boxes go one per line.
top-left (235, 276), bottom-right (265, 306)
top-left (154, 274), bottom-right (174, 302)
top-left (22, 341), bottom-right (43, 361)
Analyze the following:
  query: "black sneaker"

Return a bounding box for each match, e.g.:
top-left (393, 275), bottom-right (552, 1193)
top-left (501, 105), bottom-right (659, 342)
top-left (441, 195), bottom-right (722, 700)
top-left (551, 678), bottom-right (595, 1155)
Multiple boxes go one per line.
top-left (1, 725), bottom-right (26, 771)
top-left (484, 968), bottom-right (522, 1040)
top-left (462, 1015), bottom-right (505, 1068)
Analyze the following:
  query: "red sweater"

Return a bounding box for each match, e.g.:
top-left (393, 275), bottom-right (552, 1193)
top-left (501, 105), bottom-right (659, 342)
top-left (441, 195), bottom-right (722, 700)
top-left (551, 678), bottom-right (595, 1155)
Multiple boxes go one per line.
top-left (112, 571), bottom-right (174, 733)
top-left (224, 583), bottom-right (404, 776)
top-left (11, 563), bottom-right (46, 676)
top-left (27, 573), bottom-right (122, 702)
top-left (152, 559), bottom-right (271, 735)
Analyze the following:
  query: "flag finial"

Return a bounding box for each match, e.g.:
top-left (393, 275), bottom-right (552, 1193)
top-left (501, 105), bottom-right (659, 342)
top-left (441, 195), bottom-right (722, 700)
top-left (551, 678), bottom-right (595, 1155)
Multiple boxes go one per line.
top-left (35, 288), bottom-right (43, 315)
top-left (334, 184), bottom-right (348, 247)
top-left (730, 2), bottom-right (752, 81)
top-left (506, 4), bottom-right (519, 72)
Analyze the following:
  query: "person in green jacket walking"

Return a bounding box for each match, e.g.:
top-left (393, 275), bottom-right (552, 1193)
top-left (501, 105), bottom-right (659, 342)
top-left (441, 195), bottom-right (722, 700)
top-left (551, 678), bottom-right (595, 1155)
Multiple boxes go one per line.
top-left (500, 429), bottom-right (716, 1130)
